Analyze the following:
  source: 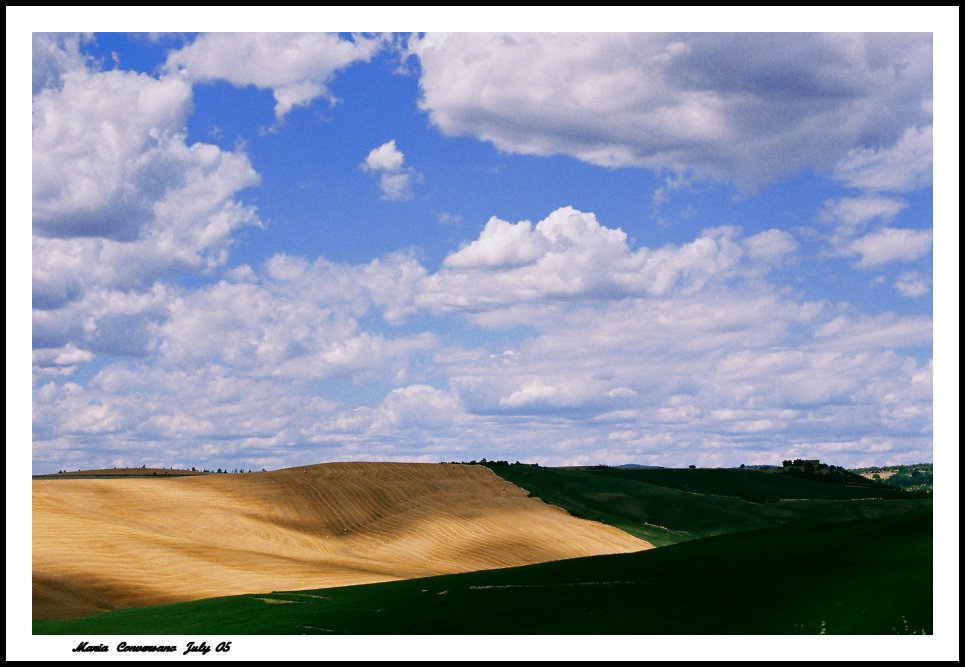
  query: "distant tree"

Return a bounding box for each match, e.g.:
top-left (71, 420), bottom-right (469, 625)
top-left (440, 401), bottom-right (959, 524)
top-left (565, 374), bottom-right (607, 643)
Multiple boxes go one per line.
top-left (689, 464), bottom-right (696, 469)
top-left (740, 464), bottom-right (745, 469)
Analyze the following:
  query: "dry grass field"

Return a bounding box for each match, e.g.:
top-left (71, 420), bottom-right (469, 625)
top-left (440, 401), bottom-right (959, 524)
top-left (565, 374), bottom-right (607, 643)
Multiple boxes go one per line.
top-left (33, 462), bottom-right (650, 620)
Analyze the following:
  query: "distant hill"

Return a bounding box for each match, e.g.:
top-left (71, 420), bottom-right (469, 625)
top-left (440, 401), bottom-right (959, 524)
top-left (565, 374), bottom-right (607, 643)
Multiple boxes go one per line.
top-left (33, 467), bottom-right (210, 479)
top-left (851, 464), bottom-right (933, 495)
top-left (484, 464), bottom-right (929, 547)
top-left (34, 511), bottom-right (932, 635)
top-left (613, 464), bottom-right (665, 469)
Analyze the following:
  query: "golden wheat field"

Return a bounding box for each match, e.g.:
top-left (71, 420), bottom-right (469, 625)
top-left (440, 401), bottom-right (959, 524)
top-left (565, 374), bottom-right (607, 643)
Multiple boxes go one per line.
top-left (33, 462), bottom-right (651, 620)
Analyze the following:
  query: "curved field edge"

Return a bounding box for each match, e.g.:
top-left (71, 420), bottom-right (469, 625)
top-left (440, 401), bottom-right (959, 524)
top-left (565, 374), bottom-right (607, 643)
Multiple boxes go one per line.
top-left (33, 512), bottom-right (932, 635)
top-left (482, 464), bottom-right (932, 547)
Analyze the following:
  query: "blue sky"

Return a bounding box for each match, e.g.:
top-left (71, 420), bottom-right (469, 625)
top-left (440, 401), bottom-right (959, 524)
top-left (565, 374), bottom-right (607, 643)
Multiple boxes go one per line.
top-left (27, 30), bottom-right (941, 474)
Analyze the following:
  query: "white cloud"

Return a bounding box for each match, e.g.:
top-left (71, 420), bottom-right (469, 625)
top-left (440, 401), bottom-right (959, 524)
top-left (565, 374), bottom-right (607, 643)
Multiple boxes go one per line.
top-left (812, 314), bottom-right (932, 352)
top-left (32, 343), bottom-right (94, 375)
top-left (414, 207), bottom-right (790, 314)
top-left (360, 140), bottom-right (420, 201)
top-left (33, 281), bottom-right (174, 360)
top-left (362, 139), bottom-right (406, 172)
top-left (156, 261), bottom-right (434, 381)
top-left (165, 33), bottom-right (383, 119)
top-left (818, 196), bottom-right (907, 231)
top-left (834, 125), bottom-right (933, 192)
top-left (444, 217), bottom-right (550, 268)
top-left (31, 190), bottom-right (933, 471)
top-left (32, 268), bottom-right (934, 471)
top-left (815, 125), bottom-right (931, 268)
top-left (31, 37), bottom-right (265, 376)
top-left (378, 172), bottom-right (417, 201)
top-left (32, 38), bottom-right (261, 315)
top-left (742, 229), bottom-right (797, 262)
top-left (26, 29), bottom-right (936, 477)
top-left (499, 379), bottom-right (570, 409)
top-left (607, 387), bottom-right (638, 399)
top-left (410, 33), bottom-right (932, 188)
top-left (32, 32), bottom-right (89, 94)
top-left (371, 385), bottom-right (464, 431)
top-left (849, 228), bottom-right (933, 267)
top-left (437, 212), bottom-right (462, 226)
top-left (431, 286), bottom-right (931, 466)
top-left (33, 363), bottom-right (344, 472)
top-left (894, 271), bottom-right (930, 297)
top-left (36, 68), bottom-right (188, 238)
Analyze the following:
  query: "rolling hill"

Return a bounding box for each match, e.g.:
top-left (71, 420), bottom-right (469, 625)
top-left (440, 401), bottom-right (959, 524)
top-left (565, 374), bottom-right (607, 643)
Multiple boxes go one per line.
top-left (33, 462), bottom-right (649, 620)
top-left (483, 464), bottom-right (930, 546)
top-left (34, 511), bottom-right (932, 635)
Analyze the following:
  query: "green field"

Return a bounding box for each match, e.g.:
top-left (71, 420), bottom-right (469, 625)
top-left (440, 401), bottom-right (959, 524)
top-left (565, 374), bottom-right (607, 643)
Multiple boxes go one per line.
top-left (484, 464), bottom-right (928, 546)
top-left (33, 512), bottom-right (932, 635)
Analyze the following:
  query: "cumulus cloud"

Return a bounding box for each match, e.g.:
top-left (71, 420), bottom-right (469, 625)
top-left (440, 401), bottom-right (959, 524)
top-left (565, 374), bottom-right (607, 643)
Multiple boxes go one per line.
top-left (741, 229), bottom-right (797, 262)
top-left (31, 34), bottom-right (268, 382)
top-left (413, 207), bottom-right (790, 313)
top-left (156, 258), bottom-right (435, 382)
top-left (34, 70), bottom-right (192, 240)
top-left (444, 217), bottom-right (552, 269)
top-left (360, 140), bottom-right (420, 201)
top-left (362, 140), bottom-right (405, 172)
top-left (431, 286), bottom-right (931, 467)
top-left (32, 32), bottom-right (90, 94)
top-left (32, 37), bottom-right (261, 313)
top-left (32, 283), bottom-right (173, 360)
top-left (32, 270), bottom-right (933, 472)
top-left (849, 228), bottom-right (933, 267)
top-left (165, 33), bottom-right (383, 119)
top-left (818, 196), bottom-right (907, 231)
top-left (834, 124), bottom-right (933, 192)
top-left (410, 33), bottom-right (932, 188)
top-left (498, 379), bottom-right (589, 410)
top-left (33, 363), bottom-right (344, 472)
top-left (32, 343), bottom-right (95, 376)
top-left (812, 313), bottom-right (932, 352)
top-left (32, 189), bottom-right (932, 471)
top-left (371, 385), bottom-right (464, 431)
top-left (894, 271), bottom-right (930, 297)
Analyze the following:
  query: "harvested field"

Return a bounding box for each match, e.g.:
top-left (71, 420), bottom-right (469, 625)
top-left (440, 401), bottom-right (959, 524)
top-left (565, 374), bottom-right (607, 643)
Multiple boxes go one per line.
top-left (33, 462), bottom-right (650, 620)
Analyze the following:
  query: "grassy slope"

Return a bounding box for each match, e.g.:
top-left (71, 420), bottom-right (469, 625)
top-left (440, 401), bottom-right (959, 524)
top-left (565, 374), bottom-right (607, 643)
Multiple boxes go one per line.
top-left (33, 512), bottom-right (932, 635)
top-left (485, 465), bottom-right (928, 546)
top-left (587, 467), bottom-right (905, 500)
